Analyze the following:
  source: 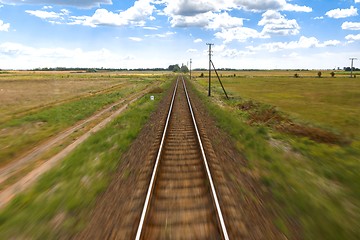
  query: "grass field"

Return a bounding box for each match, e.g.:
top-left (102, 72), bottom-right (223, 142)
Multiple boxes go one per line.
top-left (0, 71), bottom-right (165, 166)
top-left (193, 71), bottom-right (360, 139)
top-left (192, 71), bottom-right (360, 239)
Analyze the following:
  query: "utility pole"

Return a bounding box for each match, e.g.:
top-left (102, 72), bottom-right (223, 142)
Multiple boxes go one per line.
top-left (206, 43), bottom-right (214, 96)
top-left (190, 58), bottom-right (192, 80)
top-left (349, 58), bottom-right (357, 78)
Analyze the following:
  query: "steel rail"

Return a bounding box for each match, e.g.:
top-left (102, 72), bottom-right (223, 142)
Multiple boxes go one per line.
top-left (181, 76), bottom-right (230, 240)
top-left (135, 77), bottom-right (179, 240)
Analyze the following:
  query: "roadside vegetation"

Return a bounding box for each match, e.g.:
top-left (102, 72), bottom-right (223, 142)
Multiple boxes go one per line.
top-left (191, 72), bottom-right (360, 239)
top-left (0, 74), bottom-right (172, 239)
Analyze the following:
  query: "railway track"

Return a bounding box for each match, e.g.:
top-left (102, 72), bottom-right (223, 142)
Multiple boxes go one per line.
top-left (135, 76), bottom-right (229, 239)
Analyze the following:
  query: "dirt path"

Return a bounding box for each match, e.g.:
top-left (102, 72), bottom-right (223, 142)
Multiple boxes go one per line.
top-left (0, 83), bottom-right (157, 209)
top-left (76, 78), bottom-right (286, 239)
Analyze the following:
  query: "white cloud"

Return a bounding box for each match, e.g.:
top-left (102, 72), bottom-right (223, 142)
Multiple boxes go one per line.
top-left (0, 19), bottom-right (10, 31)
top-left (144, 31), bottom-right (175, 38)
top-left (69, 0), bottom-right (155, 27)
top-left (129, 37), bottom-right (143, 41)
top-left (345, 34), bottom-right (360, 42)
top-left (233, 0), bottom-right (311, 12)
top-left (207, 12), bottom-right (243, 30)
top-left (163, 0), bottom-right (219, 16)
top-left (259, 10), bottom-right (300, 35)
top-left (247, 36), bottom-right (341, 52)
top-left (342, 21), bottom-right (360, 30)
top-left (143, 26), bottom-right (158, 30)
top-left (25, 10), bottom-right (63, 19)
top-left (314, 16), bottom-right (324, 20)
top-left (220, 48), bottom-right (254, 58)
top-left (356, 0), bottom-right (360, 3)
top-left (168, 12), bottom-right (212, 28)
top-left (0, 0), bottom-right (112, 8)
top-left (168, 11), bottom-right (244, 30)
top-left (325, 6), bottom-right (358, 19)
top-left (194, 38), bottom-right (203, 43)
top-left (282, 3), bottom-right (312, 12)
top-left (215, 26), bottom-right (268, 43)
top-left (161, 0), bottom-right (311, 29)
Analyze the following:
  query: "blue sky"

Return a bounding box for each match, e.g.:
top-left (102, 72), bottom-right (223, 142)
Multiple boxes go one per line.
top-left (0, 0), bottom-right (359, 69)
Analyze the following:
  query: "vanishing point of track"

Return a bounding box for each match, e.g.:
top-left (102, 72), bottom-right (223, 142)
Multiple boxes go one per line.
top-left (135, 76), bottom-right (229, 239)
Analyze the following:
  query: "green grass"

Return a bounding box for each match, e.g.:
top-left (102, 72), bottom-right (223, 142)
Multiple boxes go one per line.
top-left (0, 77), bottom-right (172, 239)
top-left (0, 81), bottom-right (150, 165)
top-left (204, 76), bottom-right (360, 139)
top-left (191, 74), bottom-right (360, 240)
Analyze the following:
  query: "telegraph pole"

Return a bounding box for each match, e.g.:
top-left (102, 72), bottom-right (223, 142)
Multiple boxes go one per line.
top-left (206, 43), bottom-right (214, 96)
top-left (190, 58), bottom-right (192, 80)
top-left (349, 58), bottom-right (357, 78)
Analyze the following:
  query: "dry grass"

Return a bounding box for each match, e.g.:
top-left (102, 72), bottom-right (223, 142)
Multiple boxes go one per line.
top-left (0, 71), bottom-right (136, 120)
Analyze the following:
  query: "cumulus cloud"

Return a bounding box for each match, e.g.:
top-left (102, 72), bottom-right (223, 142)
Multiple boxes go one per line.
top-left (247, 36), bottom-right (341, 52)
top-left (259, 10), bottom-right (300, 35)
top-left (0, 0), bottom-right (111, 8)
top-left (207, 12), bottom-right (243, 30)
top-left (161, 0), bottom-right (311, 29)
top-left (215, 27), bottom-right (268, 43)
top-left (342, 21), bottom-right (360, 30)
top-left (168, 11), bottom-right (243, 29)
top-left (163, 0), bottom-right (219, 16)
top-left (356, 0), bottom-right (360, 3)
top-left (193, 38), bottom-right (202, 43)
top-left (0, 19), bottom-right (10, 31)
top-left (325, 6), bottom-right (358, 19)
top-left (27, 0), bottom-right (155, 27)
top-left (233, 0), bottom-right (311, 12)
top-left (345, 34), bottom-right (360, 42)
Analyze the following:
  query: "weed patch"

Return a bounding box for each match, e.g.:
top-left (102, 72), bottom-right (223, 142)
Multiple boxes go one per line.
top-left (238, 100), bottom-right (349, 145)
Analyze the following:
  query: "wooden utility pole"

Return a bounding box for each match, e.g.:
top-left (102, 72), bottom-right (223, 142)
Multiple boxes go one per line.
top-left (190, 58), bottom-right (192, 80)
top-left (206, 43), bottom-right (213, 96)
top-left (350, 58), bottom-right (357, 78)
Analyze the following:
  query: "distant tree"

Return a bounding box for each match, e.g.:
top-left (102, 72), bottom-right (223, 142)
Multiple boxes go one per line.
top-left (330, 71), bottom-right (335, 77)
top-left (180, 64), bottom-right (189, 73)
top-left (294, 73), bottom-right (299, 78)
top-left (317, 71), bottom-right (322, 78)
top-left (168, 64), bottom-right (180, 72)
